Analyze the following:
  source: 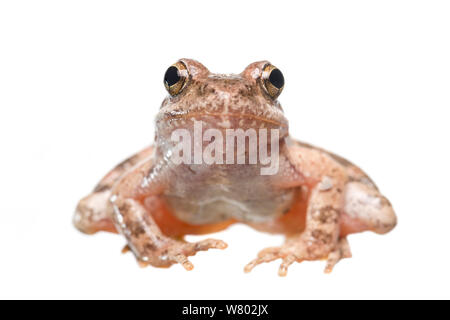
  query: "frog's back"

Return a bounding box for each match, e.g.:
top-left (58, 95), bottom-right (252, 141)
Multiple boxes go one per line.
top-left (294, 139), bottom-right (377, 188)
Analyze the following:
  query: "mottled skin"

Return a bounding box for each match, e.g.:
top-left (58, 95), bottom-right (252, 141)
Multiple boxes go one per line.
top-left (74, 59), bottom-right (397, 276)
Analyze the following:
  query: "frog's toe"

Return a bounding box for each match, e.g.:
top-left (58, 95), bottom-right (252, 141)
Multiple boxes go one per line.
top-left (324, 237), bottom-right (352, 273)
top-left (166, 238), bottom-right (228, 271)
top-left (171, 254), bottom-right (194, 271)
top-left (189, 238), bottom-right (228, 251)
top-left (244, 246), bottom-right (296, 275)
top-left (277, 255), bottom-right (297, 276)
top-left (244, 250), bottom-right (277, 273)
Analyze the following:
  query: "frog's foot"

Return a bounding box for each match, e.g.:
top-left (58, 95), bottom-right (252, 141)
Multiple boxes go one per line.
top-left (244, 237), bottom-right (350, 276)
top-left (130, 238), bottom-right (228, 271)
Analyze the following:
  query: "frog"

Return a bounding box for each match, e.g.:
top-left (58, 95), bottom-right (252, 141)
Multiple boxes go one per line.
top-left (74, 59), bottom-right (397, 276)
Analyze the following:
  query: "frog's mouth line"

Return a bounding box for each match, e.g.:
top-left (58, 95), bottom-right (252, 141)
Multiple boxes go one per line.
top-left (161, 111), bottom-right (288, 128)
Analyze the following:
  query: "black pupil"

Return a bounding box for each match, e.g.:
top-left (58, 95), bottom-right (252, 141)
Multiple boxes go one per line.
top-left (164, 66), bottom-right (180, 86)
top-left (269, 69), bottom-right (284, 89)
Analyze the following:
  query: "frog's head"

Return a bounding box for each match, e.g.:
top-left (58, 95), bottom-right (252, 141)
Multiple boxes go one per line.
top-left (155, 59), bottom-right (289, 140)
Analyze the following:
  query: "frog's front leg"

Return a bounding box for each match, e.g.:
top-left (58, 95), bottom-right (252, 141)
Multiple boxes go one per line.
top-left (245, 177), bottom-right (344, 276)
top-left (245, 146), bottom-right (348, 276)
top-left (111, 159), bottom-right (227, 270)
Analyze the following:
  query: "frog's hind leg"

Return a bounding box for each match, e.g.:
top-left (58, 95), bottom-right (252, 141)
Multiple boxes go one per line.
top-left (341, 181), bottom-right (397, 236)
top-left (74, 190), bottom-right (116, 234)
top-left (73, 146), bottom-right (154, 234)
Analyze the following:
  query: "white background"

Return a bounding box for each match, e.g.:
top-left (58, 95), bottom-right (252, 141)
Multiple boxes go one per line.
top-left (1, 1), bottom-right (449, 299)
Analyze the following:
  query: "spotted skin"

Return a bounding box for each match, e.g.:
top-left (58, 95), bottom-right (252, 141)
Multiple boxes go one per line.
top-left (74, 59), bottom-right (396, 275)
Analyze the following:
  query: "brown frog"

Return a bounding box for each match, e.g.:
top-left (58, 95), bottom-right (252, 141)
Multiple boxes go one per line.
top-left (74, 59), bottom-right (397, 276)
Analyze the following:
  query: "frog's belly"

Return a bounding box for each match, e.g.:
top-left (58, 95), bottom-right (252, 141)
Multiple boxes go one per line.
top-left (163, 188), bottom-right (294, 225)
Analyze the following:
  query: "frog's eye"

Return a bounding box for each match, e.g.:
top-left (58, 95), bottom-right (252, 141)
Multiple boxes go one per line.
top-left (261, 64), bottom-right (284, 99)
top-left (164, 61), bottom-right (188, 96)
